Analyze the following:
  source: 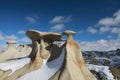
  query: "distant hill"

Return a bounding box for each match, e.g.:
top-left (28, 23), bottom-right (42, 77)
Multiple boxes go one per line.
top-left (82, 48), bottom-right (120, 80)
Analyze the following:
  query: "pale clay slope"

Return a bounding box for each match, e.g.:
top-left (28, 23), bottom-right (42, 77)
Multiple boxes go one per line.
top-left (0, 30), bottom-right (97, 80)
top-left (0, 41), bottom-right (32, 61)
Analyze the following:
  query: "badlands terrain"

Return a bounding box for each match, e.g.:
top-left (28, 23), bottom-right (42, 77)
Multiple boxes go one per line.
top-left (0, 30), bottom-right (119, 80)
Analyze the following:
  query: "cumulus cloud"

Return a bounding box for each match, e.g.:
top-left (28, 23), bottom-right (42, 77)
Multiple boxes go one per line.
top-left (118, 34), bottom-right (120, 38)
top-left (0, 32), bottom-right (17, 41)
top-left (111, 27), bottom-right (120, 34)
top-left (87, 26), bottom-right (97, 34)
top-left (98, 17), bottom-right (115, 26)
top-left (25, 16), bottom-right (37, 23)
top-left (107, 35), bottom-right (112, 38)
top-left (99, 26), bottom-right (111, 33)
top-left (18, 30), bottom-right (26, 34)
top-left (86, 9), bottom-right (120, 38)
top-left (0, 33), bottom-right (4, 40)
top-left (21, 37), bottom-right (31, 42)
top-left (49, 15), bottom-right (72, 31)
top-left (50, 24), bottom-right (65, 31)
top-left (79, 39), bottom-right (120, 51)
top-left (111, 27), bottom-right (120, 38)
top-left (49, 16), bottom-right (72, 24)
top-left (5, 35), bottom-right (17, 40)
top-left (98, 9), bottom-right (120, 26)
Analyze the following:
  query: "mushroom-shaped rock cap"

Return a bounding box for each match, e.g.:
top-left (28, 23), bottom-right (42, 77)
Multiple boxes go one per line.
top-left (26, 30), bottom-right (62, 41)
top-left (7, 40), bottom-right (17, 44)
top-left (62, 30), bottom-right (76, 40)
top-left (62, 30), bottom-right (76, 35)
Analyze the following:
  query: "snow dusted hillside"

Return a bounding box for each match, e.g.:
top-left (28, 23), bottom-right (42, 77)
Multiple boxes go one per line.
top-left (88, 64), bottom-right (114, 80)
top-left (83, 49), bottom-right (120, 66)
top-left (82, 49), bottom-right (120, 80)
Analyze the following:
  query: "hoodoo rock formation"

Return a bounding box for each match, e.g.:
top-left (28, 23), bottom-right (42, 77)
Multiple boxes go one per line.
top-left (0, 30), bottom-right (97, 80)
top-left (0, 30), bottom-right (62, 80)
top-left (0, 41), bottom-right (41, 80)
top-left (26, 30), bottom-right (62, 60)
top-left (49, 30), bottom-right (97, 80)
top-left (0, 41), bottom-right (31, 61)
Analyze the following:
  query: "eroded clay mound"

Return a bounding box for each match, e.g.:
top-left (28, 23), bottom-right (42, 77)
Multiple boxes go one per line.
top-left (0, 41), bottom-right (32, 62)
top-left (49, 30), bottom-right (97, 80)
top-left (0, 30), bottom-right (96, 80)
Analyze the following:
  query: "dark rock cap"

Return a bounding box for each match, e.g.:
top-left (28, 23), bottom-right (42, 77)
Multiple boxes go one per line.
top-left (26, 30), bottom-right (62, 41)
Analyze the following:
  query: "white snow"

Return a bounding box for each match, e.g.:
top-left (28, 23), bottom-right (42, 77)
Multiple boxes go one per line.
top-left (0, 46), bottom-right (116, 80)
top-left (0, 58), bottom-right (30, 73)
top-left (19, 47), bottom-right (65, 80)
top-left (0, 47), bottom-right (65, 80)
top-left (88, 64), bottom-right (115, 80)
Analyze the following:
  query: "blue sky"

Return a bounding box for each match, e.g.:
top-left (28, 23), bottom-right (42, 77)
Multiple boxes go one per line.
top-left (0, 0), bottom-right (120, 51)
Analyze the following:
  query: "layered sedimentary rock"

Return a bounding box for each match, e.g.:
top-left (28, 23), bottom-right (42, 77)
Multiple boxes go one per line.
top-left (49, 30), bottom-right (97, 80)
top-left (0, 30), bottom-right (62, 80)
top-left (26, 30), bottom-right (62, 60)
top-left (0, 41), bottom-right (42, 80)
top-left (0, 30), bottom-right (96, 80)
top-left (0, 41), bottom-right (32, 61)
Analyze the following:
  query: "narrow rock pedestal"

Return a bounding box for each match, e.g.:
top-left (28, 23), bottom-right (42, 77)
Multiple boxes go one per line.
top-left (49, 30), bottom-right (97, 80)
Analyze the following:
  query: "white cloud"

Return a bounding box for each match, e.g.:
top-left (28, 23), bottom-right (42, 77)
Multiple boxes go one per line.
top-left (111, 27), bottom-right (120, 34)
top-left (118, 34), bottom-right (120, 38)
top-left (21, 37), bottom-right (31, 42)
top-left (98, 17), bottom-right (115, 26)
top-left (113, 9), bottom-right (120, 23)
top-left (87, 26), bottom-right (97, 34)
top-left (49, 16), bottom-right (71, 24)
top-left (87, 9), bottom-right (120, 38)
top-left (50, 24), bottom-right (65, 31)
top-left (99, 26), bottom-right (111, 33)
top-left (50, 16), bottom-right (64, 24)
top-left (107, 35), bottom-right (112, 38)
top-left (5, 35), bottom-right (17, 40)
top-left (18, 30), bottom-right (26, 34)
top-left (25, 16), bottom-right (36, 23)
top-left (98, 9), bottom-right (120, 26)
top-left (0, 33), bottom-right (4, 40)
top-left (79, 39), bottom-right (120, 51)
top-left (111, 27), bottom-right (120, 38)
top-left (0, 32), bottom-right (18, 41)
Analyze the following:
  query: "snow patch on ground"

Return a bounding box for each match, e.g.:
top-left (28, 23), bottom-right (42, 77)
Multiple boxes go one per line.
top-left (88, 64), bottom-right (115, 80)
top-left (18, 47), bottom-right (65, 80)
top-left (0, 47), bottom-right (65, 80)
top-left (0, 58), bottom-right (30, 73)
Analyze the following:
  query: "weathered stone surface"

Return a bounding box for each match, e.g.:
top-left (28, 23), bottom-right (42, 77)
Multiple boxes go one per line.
top-left (0, 41), bottom-right (42, 80)
top-left (62, 30), bottom-right (76, 40)
top-left (50, 30), bottom-right (97, 80)
top-left (0, 30), bottom-right (96, 80)
top-left (26, 30), bottom-right (62, 41)
top-left (0, 40), bottom-right (31, 61)
top-left (26, 30), bottom-right (62, 60)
